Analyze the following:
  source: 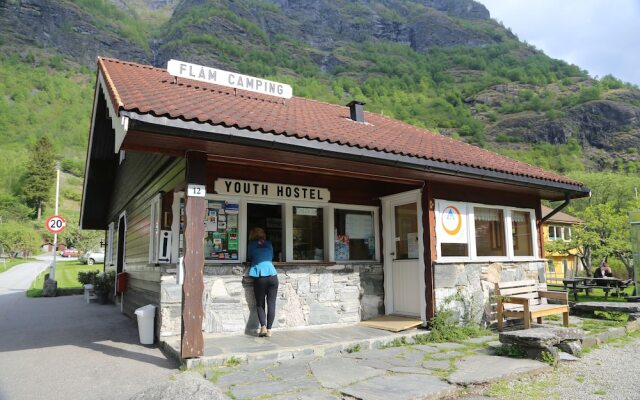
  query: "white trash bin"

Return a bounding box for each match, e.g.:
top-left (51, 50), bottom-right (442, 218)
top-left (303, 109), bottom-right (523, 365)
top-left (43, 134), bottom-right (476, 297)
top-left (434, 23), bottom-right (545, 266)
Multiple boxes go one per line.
top-left (134, 304), bottom-right (156, 345)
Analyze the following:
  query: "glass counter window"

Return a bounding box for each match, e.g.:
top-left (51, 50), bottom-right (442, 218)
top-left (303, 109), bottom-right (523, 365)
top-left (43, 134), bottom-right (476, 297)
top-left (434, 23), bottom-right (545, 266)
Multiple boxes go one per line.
top-left (292, 207), bottom-right (324, 261)
top-left (334, 209), bottom-right (375, 261)
top-left (178, 198), bottom-right (240, 261)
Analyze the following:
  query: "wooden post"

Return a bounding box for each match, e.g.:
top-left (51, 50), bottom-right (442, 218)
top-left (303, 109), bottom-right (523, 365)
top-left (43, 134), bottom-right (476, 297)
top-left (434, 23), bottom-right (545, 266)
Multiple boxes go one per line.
top-left (181, 151), bottom-right (206, 359)
top-left (421, 184), bottom-right (436, 322)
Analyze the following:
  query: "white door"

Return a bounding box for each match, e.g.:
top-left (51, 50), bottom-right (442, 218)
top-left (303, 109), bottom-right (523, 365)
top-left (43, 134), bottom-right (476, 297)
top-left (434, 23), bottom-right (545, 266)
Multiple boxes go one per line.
top-left (382, 190), bottom-right (425, 319)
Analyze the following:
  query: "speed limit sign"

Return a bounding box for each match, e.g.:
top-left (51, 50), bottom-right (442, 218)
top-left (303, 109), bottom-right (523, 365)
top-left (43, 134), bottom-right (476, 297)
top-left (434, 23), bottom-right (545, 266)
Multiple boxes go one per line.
top-left (46, 215), bottom-right (66, 234)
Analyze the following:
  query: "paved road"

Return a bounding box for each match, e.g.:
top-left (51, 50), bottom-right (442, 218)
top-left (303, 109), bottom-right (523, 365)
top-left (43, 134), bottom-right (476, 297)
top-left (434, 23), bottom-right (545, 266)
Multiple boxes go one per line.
top-left (0, 261), bottom-right (49, 295)
top-left (0, 262), bottom-right (178, 400)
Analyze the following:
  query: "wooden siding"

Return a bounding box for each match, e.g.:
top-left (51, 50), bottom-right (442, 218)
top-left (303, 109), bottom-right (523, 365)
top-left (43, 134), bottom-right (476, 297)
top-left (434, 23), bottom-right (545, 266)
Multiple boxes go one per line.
top-left (106, 152), bottom-right (186, 321)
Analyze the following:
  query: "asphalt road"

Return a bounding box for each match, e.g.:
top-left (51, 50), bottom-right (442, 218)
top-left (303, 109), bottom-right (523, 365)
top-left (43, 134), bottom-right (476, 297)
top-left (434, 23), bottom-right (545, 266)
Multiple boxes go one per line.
top-left (0, 262), bottom-right (178, 400)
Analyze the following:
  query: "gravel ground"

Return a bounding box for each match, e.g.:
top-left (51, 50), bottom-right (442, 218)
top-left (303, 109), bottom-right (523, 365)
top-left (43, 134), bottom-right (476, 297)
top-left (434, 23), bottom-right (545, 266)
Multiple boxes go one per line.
top-left (480, 333), bottom-right (640, 400)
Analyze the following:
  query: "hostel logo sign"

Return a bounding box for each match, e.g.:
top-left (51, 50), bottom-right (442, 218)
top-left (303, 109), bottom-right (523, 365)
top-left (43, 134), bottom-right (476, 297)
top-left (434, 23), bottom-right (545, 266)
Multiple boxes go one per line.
top-left (436, 201), bottom-right (467, 243)
top-left (167, 59), bottom-right (293, 99)
top-left (441, 206), bottom-right (462, 235)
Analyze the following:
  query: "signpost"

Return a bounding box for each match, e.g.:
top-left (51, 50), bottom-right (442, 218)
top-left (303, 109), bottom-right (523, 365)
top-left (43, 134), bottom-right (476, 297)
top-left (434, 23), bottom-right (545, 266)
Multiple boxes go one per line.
top-left (630, 211), bottom-right (640, 299)
top-left (46, 165), bottom-right (63, 281)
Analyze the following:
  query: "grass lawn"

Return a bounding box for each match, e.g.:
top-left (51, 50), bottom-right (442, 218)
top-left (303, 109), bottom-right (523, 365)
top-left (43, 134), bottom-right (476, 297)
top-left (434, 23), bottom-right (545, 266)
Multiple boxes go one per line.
top-left (27, 261), bottom-right (100, 297)
top-left (547, 285), bottom-right (635, 302)
top-left (0, 257), bottom-right (37, 274)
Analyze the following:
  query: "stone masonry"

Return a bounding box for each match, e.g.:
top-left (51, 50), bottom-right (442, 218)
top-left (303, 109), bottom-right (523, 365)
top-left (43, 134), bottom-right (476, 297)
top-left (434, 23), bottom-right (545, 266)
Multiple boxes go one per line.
top-left (159, 263), bottom-right (384, 336)
top-left (434, 261), bottom-right (547, 326)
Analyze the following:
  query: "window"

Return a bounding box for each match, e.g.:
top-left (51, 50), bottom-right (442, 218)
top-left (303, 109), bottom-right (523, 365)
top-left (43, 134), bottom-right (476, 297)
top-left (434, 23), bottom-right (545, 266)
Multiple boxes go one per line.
top-left (203, 200), bottom-right (239, 261)
top-left (175, 197), bottom-right (241, 261)
top-left (436, 199), bottom-right (537, 260)
top-left (474, 207), bottom-right (505, 257)
top-left (247, 203), bottom-right (283, 262)
top-left (293, 207), bottom-right (324, 260)
top-left (512, 210), bottom-right (533, 256)
top-left (437, 202), bottom-right (469, 257)
top-left (563, 226), bottom-right (572, 241)
top-left (106, 222), bottom-right (114, 265)
top-left (171, 191), bottom-right (380, 264)
top-left (149, 194), bottom-right (161, 263)
top-left (548, 225), bottom-right (560, 241)
top-left (334, 209), bottom-right (376, 261)
top-left (547, 259), bottom-right (556, 273)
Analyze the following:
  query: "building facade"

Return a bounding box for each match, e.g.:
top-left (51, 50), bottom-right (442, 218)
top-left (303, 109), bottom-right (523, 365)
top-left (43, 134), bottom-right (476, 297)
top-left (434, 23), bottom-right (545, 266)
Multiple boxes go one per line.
top-left (541, 205), bottom-right (582, 284)
top-left (81, 58), bottom-right (590, 358)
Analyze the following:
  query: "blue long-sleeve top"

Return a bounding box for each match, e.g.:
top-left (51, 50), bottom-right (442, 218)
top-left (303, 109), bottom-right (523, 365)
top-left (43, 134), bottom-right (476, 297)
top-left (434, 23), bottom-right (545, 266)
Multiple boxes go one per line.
top-left (247, 240), bottom-right (277, 277)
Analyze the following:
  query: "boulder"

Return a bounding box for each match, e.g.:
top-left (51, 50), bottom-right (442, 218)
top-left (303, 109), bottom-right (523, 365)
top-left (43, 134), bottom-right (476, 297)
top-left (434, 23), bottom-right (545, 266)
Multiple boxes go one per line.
top-left (499, 327), bottom-right (584, 349)
top-left (42, 279), bottom-right (57, 297)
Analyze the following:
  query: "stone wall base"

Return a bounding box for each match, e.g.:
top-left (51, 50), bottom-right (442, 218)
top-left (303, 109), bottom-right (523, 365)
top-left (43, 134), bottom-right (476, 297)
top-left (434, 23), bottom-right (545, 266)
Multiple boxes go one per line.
top-left (159, 263), bottom-right (384, 336)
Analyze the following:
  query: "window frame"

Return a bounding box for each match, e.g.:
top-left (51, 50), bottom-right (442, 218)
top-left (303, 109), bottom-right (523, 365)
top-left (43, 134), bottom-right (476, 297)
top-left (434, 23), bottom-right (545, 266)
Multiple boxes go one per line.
top-left (435, 200), bottom-right (538, 262)
top-left (149, 193), bottom-right (162, 264)
top-left (106, 222), bottom-right (114, 266)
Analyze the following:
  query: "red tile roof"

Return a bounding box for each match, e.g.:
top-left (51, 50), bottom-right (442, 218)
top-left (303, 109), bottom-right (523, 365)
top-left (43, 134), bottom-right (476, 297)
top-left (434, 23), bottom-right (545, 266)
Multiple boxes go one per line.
top-left (98, 57), bottom-right (584, 188)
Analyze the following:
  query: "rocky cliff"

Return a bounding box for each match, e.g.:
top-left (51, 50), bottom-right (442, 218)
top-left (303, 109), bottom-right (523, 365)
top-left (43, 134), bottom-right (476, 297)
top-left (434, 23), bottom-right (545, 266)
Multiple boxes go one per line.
top-left (1, 0), bottom-right (638, 172)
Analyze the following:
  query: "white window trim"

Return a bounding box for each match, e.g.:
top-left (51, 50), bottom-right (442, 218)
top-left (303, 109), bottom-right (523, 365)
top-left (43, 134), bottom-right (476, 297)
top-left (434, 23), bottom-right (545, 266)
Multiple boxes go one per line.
top-left (149, 193), bottom-right (162, 264)
top-left (435, 200), bottom-right (539, 262)
top-left (171, 191), bottom-right (380, 264)
top-left (106, 222), bottom-right (114, 265)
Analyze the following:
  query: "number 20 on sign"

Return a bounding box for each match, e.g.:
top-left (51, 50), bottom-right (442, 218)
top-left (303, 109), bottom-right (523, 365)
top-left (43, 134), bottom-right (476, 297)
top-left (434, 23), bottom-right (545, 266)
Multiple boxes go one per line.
top-left (46, 215), bottom-right (66, 234)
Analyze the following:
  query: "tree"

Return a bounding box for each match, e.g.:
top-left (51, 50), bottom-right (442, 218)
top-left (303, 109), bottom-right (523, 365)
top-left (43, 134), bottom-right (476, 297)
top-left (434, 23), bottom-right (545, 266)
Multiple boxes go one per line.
top-left (549, 202), bottom-right (637, 279)
top-left (0, 221), bottom-right (41, 257)
top-left (60, 223), bottom-right (103, 253)
top-left (21, 136), bottom-right (56, 220)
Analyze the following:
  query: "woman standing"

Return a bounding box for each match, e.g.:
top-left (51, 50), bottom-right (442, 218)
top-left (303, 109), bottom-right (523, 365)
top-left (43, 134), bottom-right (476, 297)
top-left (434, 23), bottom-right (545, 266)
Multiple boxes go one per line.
top-left (247, 227), bottom-right (279, 337)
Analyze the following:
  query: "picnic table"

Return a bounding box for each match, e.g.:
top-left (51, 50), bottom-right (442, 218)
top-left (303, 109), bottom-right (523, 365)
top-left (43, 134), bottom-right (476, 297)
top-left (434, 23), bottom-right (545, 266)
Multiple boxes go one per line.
top-left (562, 277), bottom-right (631, 301)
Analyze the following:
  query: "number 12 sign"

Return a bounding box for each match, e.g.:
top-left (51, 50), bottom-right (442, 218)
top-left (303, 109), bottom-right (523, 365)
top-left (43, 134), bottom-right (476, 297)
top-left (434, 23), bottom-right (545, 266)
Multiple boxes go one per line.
top-left (46, 215), bottom-right (66, 234)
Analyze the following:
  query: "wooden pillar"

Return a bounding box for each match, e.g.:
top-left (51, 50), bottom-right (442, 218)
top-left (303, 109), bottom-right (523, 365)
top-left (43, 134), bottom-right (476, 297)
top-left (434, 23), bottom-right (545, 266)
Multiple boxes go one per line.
top-left (535, 201), bottom-right (545, 261)
top-left (181, 151), bottom-right (206, 359)
top-left (421, 184), bottom-right (436, 322)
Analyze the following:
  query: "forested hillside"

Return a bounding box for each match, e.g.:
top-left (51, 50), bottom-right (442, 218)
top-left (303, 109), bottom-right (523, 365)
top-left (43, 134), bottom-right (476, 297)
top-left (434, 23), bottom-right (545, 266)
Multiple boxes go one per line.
top-left (0, 0), bottom-right (639, 261)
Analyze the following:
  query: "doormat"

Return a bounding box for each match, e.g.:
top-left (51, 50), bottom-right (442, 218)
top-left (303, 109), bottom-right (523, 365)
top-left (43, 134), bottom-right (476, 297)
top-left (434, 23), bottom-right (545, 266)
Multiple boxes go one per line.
top-left (359, 315), bottom-right (423, 332)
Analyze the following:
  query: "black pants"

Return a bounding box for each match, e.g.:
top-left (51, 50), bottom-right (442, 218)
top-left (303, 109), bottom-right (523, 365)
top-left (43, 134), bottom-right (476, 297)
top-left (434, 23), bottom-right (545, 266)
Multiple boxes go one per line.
top-left (253, 275), bottom-right (279, 329)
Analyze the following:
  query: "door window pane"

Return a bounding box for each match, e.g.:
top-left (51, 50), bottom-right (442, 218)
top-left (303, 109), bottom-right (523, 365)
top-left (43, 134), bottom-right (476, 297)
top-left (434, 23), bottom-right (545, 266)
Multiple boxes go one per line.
top-left (474, 207), bottom-right (505, 257)
top-left (293, 207), bottom-right (324, 260)
top-left (394, 203), bottom-right (418, 259)
top-left (512, 210), bottom-right (533, 256)
top-left (334, 209), bottom-right (375, 261)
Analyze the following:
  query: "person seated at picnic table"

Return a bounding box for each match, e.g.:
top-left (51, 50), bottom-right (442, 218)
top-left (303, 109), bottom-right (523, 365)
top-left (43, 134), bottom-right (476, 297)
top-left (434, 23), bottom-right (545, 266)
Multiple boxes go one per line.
top-left (594, 262), bottom-right (613, 278)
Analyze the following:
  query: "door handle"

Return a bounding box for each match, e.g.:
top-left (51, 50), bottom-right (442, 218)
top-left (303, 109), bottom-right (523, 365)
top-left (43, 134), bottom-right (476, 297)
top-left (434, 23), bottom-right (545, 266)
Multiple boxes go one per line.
top-left (390, 252), bottom-right (395, 256)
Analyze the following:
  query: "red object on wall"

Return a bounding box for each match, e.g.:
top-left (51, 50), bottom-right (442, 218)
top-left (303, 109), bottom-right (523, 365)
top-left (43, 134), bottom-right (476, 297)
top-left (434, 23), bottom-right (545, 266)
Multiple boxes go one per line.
top-left (116, 272), bottom-right (128, 293)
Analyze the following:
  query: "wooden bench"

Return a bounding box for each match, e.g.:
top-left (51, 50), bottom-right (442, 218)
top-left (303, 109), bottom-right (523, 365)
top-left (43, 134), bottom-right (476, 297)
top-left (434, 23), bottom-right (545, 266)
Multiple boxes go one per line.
top-left (496, 279), bottom-right (569, 331)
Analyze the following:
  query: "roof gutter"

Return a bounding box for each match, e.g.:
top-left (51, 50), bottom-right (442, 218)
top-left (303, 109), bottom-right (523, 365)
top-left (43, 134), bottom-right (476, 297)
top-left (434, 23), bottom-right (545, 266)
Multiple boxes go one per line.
top-left (121, 111), bottom-right (591, 199)
top-left (541, 193), bottom-right (570, 224)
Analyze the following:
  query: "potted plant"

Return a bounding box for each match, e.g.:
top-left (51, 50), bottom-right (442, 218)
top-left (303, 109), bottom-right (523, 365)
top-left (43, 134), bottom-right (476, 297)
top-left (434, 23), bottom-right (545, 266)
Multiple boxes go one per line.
top-left (93, 272), bottom-right (115, 305)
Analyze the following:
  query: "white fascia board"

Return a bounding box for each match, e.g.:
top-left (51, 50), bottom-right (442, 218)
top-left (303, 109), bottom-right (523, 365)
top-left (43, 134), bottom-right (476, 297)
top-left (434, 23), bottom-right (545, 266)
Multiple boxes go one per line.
top-left (97, 73), bottom-right (129, 153)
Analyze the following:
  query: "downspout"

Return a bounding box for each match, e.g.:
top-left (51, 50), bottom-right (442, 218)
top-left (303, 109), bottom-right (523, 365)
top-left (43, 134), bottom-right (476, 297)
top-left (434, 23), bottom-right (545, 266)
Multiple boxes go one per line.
top-left (541, 193), bottom-right (571, 224)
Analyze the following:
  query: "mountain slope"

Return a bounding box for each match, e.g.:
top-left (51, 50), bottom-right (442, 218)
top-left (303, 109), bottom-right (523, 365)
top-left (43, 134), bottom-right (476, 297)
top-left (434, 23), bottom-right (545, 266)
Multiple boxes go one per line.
top-left (1, 0), bottom-right (639, 176)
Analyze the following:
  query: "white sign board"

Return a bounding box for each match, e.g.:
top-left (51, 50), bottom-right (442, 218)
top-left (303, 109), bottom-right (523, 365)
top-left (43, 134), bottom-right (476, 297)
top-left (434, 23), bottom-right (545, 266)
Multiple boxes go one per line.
top-left (167, 59), bottom-right (293, 99)
top-left (214, 178), bottom-right (330, 202)
top-left (436, 200), bottom-right (467, 243)
top-left (187, 184), bottom-right (206, 197)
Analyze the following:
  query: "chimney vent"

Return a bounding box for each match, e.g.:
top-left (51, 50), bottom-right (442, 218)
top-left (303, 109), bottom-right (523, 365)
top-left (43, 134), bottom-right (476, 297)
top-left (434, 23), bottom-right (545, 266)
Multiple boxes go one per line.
top-left (347, 100), bottom-right (365, 123)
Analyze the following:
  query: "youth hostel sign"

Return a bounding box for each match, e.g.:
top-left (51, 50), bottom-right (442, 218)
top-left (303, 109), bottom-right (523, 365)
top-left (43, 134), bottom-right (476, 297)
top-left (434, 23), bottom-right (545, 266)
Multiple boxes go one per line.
top-left (167, 59), bottom-right (293, 99)
top-left (214, 179), bottom-right (330, 202)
